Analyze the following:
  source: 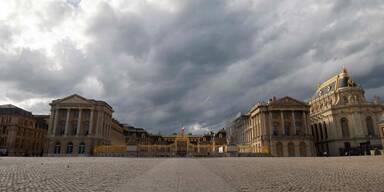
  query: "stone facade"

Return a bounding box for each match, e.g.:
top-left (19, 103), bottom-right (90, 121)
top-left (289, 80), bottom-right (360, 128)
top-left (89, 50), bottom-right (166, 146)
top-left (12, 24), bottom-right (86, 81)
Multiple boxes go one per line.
top-left (227, 67), bottom-right (384, 157)
top-left (379, 120), bottom-right (384, 147)
top-left (123, 126), bottom-right (151, 145)
top-left (228, 97), bottom-right (314, 157)
top-left (95, 128), bottom-right (227, 157)
top-left (46, 94), bottom-right (114, 156)
top-left (0, 105), bottom-right (48, 156)
top-left (110, 119), bottom-right (126, 145)
top-left (309, 68), bottom-right (384, 156)
top-left (226, 114), bottom-right (249, 146)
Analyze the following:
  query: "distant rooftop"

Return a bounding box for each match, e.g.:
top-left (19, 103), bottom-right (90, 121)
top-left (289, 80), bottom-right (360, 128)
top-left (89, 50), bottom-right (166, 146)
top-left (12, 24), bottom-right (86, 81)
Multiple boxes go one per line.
top-left (0, 104), bottom-right (33, 117)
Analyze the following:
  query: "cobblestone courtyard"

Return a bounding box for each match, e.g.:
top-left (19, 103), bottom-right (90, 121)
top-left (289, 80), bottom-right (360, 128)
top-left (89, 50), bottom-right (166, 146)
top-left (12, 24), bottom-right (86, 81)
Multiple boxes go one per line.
top-left (0, 157), bottom-right (383, 192)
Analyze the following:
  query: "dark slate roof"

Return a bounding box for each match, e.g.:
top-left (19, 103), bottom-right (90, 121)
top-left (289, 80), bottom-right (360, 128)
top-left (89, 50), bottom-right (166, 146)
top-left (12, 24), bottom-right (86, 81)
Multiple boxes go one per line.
top-left (0, 104), bottom-right (33, 117)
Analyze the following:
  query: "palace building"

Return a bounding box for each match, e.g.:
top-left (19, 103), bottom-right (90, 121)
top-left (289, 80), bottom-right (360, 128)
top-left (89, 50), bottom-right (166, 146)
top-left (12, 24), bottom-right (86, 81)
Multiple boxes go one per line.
top-left (228, 97), bottom-right (314, 157)
top-left (0, 105), bottom-right (48, 156)
top-left (94, 128), bottom-right (227, 157)
top-left (46, 94), bottom-right (123, 156)
top-left (110, 119), bottom-right (126, 145)
top-left (2, 67), bottom-right (383, 157)
top-left (309, 68), bottom-right (384, 156)
top-left (227, 67), bottom-right (384, 157)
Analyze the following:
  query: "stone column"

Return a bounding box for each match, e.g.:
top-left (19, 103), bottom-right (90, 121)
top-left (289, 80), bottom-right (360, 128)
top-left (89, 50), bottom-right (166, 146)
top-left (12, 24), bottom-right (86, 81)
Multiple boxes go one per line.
top-left (292, 111), bottom-right (296, 136)
top-left (307, 113), bottom-right (311, 136)
top-left (98, 112), bottom-right (103, 137)
top-left (269, 112), bottom-right (273, 135)
top-left (76, 109), bottom-right (82, 136)
top-left (107, 120), bottom-right (112, 137)
top-left (64, 109), bottom-right (70, 136)
top-left (102, 113), bottom-right (105, 137)
top-left (100, 113), bottom-right (104, 137)
top-left (281, 111), bottom-right (285, 135)
top-left (89, 109), bottom-right (94, 136)
top-left (262, 112), bottom-right (267, 136)
top-left (303, 112), bottom-right (307, 135)
top-left (104, 113), bottom-right (107, 137)
top-left (52, 108), bottom-right (59, 137)
top-left (48, 109), bottom-right (54, 135)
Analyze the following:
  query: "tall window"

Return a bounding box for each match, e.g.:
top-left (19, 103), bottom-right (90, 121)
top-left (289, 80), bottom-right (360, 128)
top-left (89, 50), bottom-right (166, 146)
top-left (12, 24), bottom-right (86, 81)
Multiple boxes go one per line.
top-left (273, 122), bottom-right (279, 136)
top-left (323, 122), bottom-right (328, 139)
top-left (66, 142), bottom-right (73, 154)
top-left (288, 142), bottom-right (295, 157)
top-left (311, 125), bottom-right (314, 137)
top-left (58, 121), bottom-right (65, 136)
top-left (299, 142), bottom-right (307, 157)
top-left (285, 125), bottom-right (290, 136)
top-left (341, 118), bottom-right (350, 138)
top-left (84, 121), bottom-right (90, 136)
top-left (276, 142), bottom-right (283, 157)
top-left (54, 142), bottom-right (61, 154)
top-left (78, 142), bottom-right (86, 154)
top-left (366, 116), bottom-right (375, 135)
top-left (71, 121), bottom-right (77, 135)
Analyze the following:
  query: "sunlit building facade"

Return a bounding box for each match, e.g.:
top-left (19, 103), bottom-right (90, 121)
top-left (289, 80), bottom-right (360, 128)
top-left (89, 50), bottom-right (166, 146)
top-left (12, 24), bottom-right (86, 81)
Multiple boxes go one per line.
top-left (228, 67), bottom-right (384, 157)
top-left (0, 105), bottom-right (48, 156)
top-left (95, 128), bottom-right (227, 157)
top-left (46, 94), bottom-right (117, 156)
top-left (309, 68), bottom-right (384, 156)
top-left (228, 97), bottom-right (314, 157)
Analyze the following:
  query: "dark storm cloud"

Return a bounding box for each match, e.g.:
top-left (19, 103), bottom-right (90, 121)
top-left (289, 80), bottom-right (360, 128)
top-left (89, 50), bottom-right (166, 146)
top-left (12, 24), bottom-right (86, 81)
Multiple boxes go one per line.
top-left (0, 41), bottom-right (90, 99)
top-left (0, 0), bottom-right (383, 133)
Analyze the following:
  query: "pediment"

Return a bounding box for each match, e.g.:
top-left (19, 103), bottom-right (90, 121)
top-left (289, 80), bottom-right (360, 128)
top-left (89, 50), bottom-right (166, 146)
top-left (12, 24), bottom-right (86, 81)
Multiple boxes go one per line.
top-left (269, 96), bottom-right (307, 106)
top-left (56, 94), bottom-right (91, 104)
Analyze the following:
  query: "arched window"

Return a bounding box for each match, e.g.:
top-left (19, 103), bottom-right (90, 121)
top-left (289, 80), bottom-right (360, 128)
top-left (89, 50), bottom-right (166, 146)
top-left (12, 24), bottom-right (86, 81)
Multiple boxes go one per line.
top-left (366, 116), bottom-right (375, 135)
top-left (66, 142), bottom-right (73, 154)
top-left (83, 120), bottom-right (90, 136)
top-left (299, 142), bottom-right (307, 157)
top-left (288, 142), bottom-right (295, 157)
top-left (310, 125), bottom-right (313, 136)
top-left (54, 142), bottom-right (61, 154)
top-left (276, 142), bottom-right (283, 157)
top-left (341, 118), bottom-right (350, 138)
top-left (319, 123), bottom-right (323, 140)
top-left (78, 142), bottom-right (86, 154)
top-left (323, 122), bottom-right (328, 139)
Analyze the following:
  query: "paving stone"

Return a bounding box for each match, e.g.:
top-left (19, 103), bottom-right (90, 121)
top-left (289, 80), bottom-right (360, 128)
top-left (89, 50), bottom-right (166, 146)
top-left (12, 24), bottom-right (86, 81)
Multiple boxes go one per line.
top-left (0, 157), bottom-right (383, 192)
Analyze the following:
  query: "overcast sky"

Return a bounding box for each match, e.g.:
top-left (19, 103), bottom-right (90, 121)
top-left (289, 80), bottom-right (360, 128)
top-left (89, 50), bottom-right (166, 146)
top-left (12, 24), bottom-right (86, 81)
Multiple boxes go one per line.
top-left (0, 0), bottom-right (383, 134)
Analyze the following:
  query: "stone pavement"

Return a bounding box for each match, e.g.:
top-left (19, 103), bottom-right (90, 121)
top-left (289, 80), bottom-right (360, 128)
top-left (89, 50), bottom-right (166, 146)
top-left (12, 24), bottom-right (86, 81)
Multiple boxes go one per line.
top-left (0, 156), bottom-right (383, 192)
top-left (116, 158), bottom-right (236, 192)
